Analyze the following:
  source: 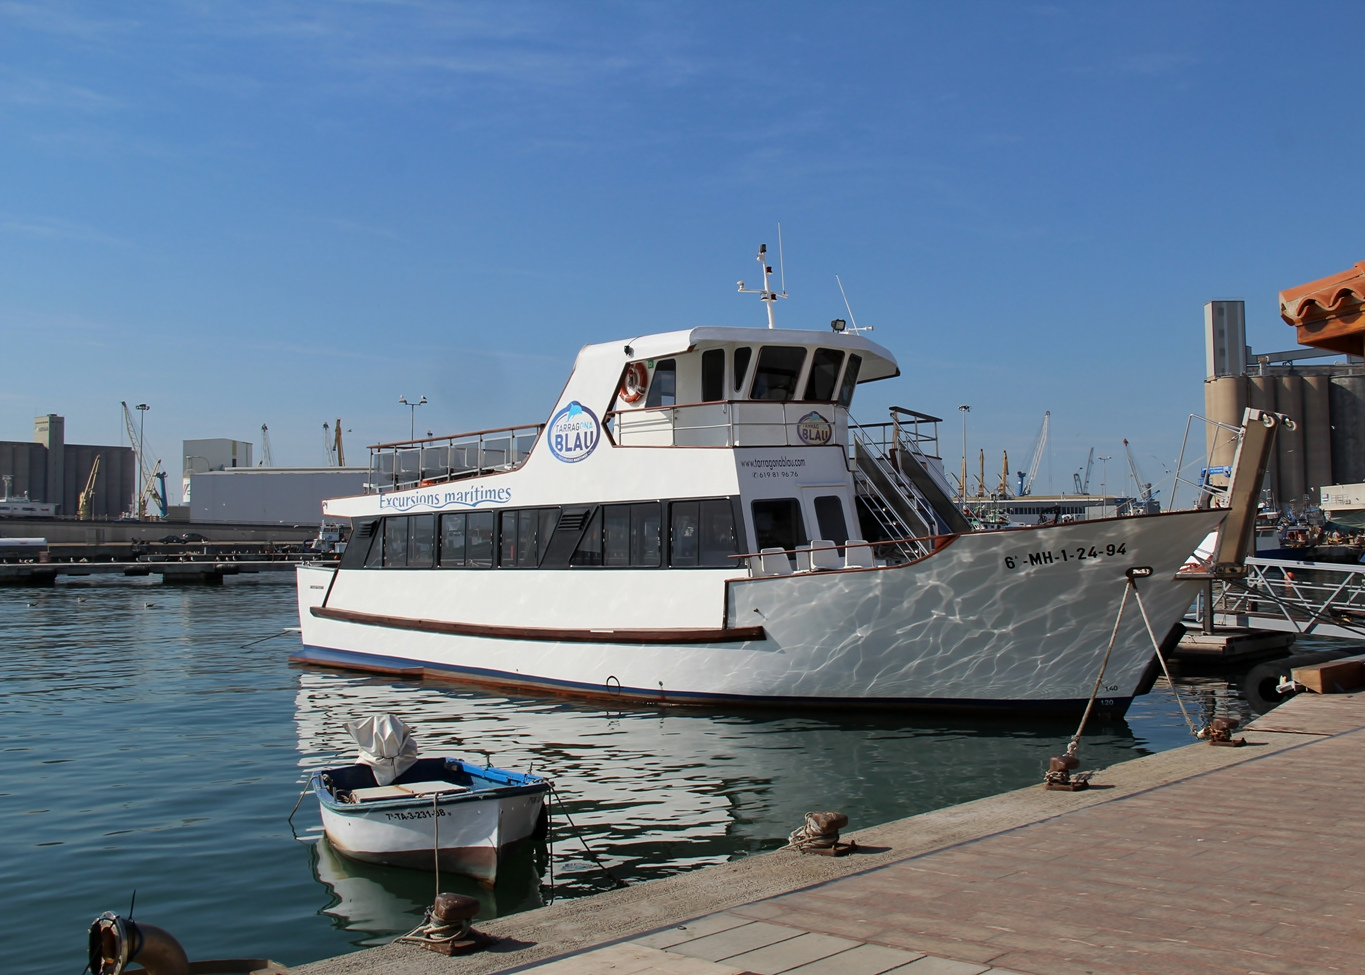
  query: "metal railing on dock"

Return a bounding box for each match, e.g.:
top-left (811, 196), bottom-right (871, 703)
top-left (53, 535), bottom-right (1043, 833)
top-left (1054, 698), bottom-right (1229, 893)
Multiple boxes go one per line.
top-left (1207, 556), bottom-right (1365, 640)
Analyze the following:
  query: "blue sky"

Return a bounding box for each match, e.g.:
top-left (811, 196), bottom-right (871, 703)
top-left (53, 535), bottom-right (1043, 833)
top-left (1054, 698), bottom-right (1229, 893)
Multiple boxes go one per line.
top-left (2, 2), bottom-right (1361, 502)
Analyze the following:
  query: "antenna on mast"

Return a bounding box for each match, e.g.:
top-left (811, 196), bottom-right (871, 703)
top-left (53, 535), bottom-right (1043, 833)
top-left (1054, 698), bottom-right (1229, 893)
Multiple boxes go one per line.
top-left (834, 275), bottom-right (874, 334)
top-left (777, 222), bottom-right (786, 295)
top-left (736, 230), bottom-right (788, 328)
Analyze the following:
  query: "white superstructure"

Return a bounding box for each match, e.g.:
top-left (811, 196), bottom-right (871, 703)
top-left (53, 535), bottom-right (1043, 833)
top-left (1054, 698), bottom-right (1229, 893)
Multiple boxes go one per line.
top-left (294, 259), bottom-right (1233, 716)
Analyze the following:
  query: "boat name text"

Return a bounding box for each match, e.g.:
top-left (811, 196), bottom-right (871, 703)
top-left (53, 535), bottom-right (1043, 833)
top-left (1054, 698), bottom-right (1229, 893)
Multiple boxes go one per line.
top-left (382, 808), bottom-right (450, 821)
top-left (378, 486), bottom-right (513, 511)
top-left (1003, 542), bottom-right (1128, 570)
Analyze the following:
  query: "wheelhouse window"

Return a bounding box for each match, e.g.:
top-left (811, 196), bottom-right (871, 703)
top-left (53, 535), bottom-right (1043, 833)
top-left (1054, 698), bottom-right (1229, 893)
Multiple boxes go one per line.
top-left (750, 346), bottom-right (807, 401)
top-left (670, 499), bottom-right (739, 567)
top-left (645, 359), bottom-right (677, 408)
top-left (751, 498), bottom-right (807, 555)
top-left (701, 349), bottom-right (725, 402)
top-left (803, 348), bottom-right (845, 402)
top-left (733, 347), bottom-right (752, 392)
top-left (836, 354), bottom-right (862, 408)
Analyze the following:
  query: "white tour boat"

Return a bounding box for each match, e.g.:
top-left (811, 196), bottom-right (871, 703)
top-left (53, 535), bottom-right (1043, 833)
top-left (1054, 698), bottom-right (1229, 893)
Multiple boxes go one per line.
top-left (294, 247), bottom-right (1263, 716)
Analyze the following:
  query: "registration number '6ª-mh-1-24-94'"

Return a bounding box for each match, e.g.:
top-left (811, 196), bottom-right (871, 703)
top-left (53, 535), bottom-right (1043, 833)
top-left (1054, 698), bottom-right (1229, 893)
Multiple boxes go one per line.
top-left (1003, 543), bottom-right (1127, 570)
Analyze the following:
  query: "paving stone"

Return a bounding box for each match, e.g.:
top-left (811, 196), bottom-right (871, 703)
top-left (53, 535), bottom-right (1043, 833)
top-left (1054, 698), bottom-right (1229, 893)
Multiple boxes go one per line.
top-left (667, 920), bottom-right (805, 962)
top-left (781, 943), bottom-right (926, 975)
top-left (519, 943), bottom-right (749, 974)
top-left (884, 956), bottom-right (989, 975)
top-left (719, 932), bottom-right (863, 974)
top-left (633, 913), bottom-right (753, 949)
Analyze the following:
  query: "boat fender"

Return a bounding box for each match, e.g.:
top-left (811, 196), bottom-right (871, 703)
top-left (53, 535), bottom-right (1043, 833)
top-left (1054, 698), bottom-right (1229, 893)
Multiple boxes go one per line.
top-left (618, 361), bottom-right (648, 403)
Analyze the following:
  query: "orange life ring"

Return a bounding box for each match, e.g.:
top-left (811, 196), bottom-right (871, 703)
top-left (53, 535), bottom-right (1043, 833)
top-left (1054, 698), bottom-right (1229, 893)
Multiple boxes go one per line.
top-left (619, 361), bottom-right (648, 403)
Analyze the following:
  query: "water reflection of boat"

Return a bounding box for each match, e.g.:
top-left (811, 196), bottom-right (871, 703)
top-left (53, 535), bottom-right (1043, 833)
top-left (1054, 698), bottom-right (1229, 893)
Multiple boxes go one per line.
top-left (309, 832), bottom-right (547, 944)
top-left (291, 668), bottom-right (1179, 917)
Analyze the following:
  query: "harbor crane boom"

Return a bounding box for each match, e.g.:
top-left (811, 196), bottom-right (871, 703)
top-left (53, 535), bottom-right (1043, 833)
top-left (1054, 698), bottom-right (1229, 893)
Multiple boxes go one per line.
top-left (1123, 438), bottom-right (1153, 503)
top-left (1073, 447), bottom-right (1094, 495)
top-left (323, 422), bottom-right (335, 466)
top-left (1015, 411), bottom-right (1050, 496)
top-left (261, 424), bottom-right (274, 467)
top-left (334, 418), bottom-right (345, 468)
top-left (78, 454), bottom-right (100, 520)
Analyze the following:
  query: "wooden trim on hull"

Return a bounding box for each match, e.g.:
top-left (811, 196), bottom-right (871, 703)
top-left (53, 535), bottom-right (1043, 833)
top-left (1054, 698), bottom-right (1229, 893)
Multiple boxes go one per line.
top-left (290, 645), bottom-right (1136, 717)
top-left (310, 605), bottom-right (767, 644)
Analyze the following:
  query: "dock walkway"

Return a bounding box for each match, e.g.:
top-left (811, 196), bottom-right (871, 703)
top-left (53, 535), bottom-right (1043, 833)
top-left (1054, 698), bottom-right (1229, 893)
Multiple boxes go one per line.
top-left (295, 692), bottom-right (1365, 975)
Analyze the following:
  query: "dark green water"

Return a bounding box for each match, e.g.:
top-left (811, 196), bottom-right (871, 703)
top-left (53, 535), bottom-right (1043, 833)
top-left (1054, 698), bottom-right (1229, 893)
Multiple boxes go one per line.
top-left (2, 578), bottom-right (1257, 973)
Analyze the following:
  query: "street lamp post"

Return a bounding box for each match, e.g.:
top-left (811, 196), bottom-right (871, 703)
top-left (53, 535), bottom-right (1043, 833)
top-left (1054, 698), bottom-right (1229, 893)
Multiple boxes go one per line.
top-left (135, 403), bottom-right (149, 519)
top-left (958, 405), bottom-right (971, 502)
top-left (1098, 455), bottom-right (1113, 503)
top-left (398, 395), bottom-right (427, 442)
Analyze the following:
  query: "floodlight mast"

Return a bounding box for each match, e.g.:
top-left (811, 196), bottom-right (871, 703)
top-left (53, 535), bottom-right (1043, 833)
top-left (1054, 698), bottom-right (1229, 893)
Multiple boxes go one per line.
top-left (737, 231), bottom-right (788, 328)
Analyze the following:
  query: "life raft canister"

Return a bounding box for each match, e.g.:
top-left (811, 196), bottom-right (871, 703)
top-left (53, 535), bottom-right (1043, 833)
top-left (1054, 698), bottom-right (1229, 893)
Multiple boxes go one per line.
top-left (619, 361), bottom-right (649, 403)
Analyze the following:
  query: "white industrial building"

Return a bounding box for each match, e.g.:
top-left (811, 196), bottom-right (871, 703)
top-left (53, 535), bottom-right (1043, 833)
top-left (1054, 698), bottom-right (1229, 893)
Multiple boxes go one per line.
top-left (188, 467), bottom-right (367, 525)
top-left (182, 438), bottom-right (255, 503)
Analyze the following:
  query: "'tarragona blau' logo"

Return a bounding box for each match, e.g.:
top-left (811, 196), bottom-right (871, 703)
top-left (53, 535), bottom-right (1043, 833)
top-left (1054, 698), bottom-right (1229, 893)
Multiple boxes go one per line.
top-left (795, 411), bottom-right (833, 446)
top-left (547, 401), bottom-right (600, 463)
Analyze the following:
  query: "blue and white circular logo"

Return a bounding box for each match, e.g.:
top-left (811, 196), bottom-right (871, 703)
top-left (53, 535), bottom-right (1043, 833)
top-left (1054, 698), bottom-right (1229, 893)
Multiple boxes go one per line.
top-left (547, 401), bottom-right (601, 463)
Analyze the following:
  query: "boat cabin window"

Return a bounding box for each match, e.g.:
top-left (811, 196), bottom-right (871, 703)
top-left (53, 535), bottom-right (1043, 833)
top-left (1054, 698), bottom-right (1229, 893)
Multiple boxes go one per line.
top-left (499, 508), bottom-right (559, 567)
top-left (345, 519), bottom-right (380, 569)
top-left (645, 359), bottom-right (677, 408)
top-left (751, 498), bottom-right (807, 556)
top-left (701, 349), bottom-right (725, 402)
top-left (409, 514), bottom-right (436, 567)
top-left (438, 511), bottom-right (495, 567)
top-left (837, 354), bottom-right (862, 408)
top-left (813, 495), bottom-right (850, 547)
top-left (383, 516), bottom-right (410, 567)
top-left (750, 346), bottom-right (807, 401)
top-left (803, 348), bottom-right (845, 402)
top-left (670, 499), bottom-right (739, 567)
top-left (733, 347), bottom-right (752, 392)
top-left (603, 502), bottom-right (661, 567)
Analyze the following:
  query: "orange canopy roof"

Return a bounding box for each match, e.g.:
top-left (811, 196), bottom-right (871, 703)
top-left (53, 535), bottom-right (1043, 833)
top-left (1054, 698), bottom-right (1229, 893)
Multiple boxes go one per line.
top-left (1280, 260), bottom-right (1365, 354)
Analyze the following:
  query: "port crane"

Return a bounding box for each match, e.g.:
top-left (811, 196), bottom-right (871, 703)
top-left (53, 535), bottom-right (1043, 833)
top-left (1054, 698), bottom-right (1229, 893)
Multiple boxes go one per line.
top-left (1123, 438), bottom-right (1155, 504)
top-left (261, 424), bottom-right (274, 467)
top-left (1073, 447), bottom-right (1094, 495)
top-left (1015, 411), bottom-right (1050, 496)
top-left (323, 419), bottom-right (346, 466)
top-left (121, 401), bottom-right (163, 519)
top-left (78, 455), bottom-right (100, 520)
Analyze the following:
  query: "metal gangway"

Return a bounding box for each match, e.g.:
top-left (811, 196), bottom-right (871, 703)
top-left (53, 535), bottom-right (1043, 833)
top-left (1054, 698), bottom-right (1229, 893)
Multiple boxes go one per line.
top-left (1204, 555), bottom-right (1365, 640)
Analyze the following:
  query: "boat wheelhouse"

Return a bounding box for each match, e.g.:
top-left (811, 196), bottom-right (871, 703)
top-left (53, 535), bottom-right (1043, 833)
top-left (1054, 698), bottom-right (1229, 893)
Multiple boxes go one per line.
top-left (295, 256), bottom-right (1234, 716)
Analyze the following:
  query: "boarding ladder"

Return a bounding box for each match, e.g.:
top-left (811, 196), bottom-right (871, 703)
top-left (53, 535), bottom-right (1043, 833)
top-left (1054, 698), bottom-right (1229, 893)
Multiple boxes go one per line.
top-left (849, 408), bottom-right (973, 563)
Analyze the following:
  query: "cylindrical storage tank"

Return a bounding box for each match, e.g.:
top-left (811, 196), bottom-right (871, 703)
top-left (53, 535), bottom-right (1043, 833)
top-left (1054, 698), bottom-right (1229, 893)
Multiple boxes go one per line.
top-left (1330, 375), bottom-right (1365, 485)
top-left (1249, 375), bottom-right (1279, 504)
top-left (1275, 374), bottom-right (1305, 510)
top-left (1301, 375), bottom-right (1333, 506)
top-left (1204, 376), bottom-right (1247, 469)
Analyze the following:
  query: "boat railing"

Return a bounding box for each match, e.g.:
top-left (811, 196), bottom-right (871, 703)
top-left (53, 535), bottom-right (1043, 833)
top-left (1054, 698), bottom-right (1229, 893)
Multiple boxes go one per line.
top-left (849, 406), bottom-right (944, 461)
top-left (605, 401), bottom-right (849, 448)
top-left (735, 533), bottom-right (947, 577)
top-left (365, 423), bottom-right (546, 493)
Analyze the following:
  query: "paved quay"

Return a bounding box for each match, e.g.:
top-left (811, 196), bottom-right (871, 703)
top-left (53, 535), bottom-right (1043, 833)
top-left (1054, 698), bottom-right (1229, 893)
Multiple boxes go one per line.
top-left (294, 691), bottom-right (1365, 975)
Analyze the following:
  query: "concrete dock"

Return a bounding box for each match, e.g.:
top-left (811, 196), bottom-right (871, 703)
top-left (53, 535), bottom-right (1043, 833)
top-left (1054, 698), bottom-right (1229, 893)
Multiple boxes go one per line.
top-left (294, 691), bottom-right (1365, 975)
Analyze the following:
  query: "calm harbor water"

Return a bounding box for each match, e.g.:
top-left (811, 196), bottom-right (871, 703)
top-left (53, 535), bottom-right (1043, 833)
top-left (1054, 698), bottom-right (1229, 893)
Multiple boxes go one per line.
top-left (2, 577), bottom-right (1278, 973)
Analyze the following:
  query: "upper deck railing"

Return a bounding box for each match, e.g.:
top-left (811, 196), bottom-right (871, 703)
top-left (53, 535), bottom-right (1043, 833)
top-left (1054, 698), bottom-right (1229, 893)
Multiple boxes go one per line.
top-left (606, 400), bottom-right (850, 448)
top-left (366, 423), bottom-right (545, 493)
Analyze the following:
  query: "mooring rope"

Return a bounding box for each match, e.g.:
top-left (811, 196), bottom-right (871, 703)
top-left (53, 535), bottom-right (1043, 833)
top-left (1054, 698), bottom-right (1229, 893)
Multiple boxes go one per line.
top-left (1132, 584), bottom-right (1201, 738)
top-left (1067, 579), bottom-right (1132, 757)
top-left (549, 784), bottom-right (628, 889)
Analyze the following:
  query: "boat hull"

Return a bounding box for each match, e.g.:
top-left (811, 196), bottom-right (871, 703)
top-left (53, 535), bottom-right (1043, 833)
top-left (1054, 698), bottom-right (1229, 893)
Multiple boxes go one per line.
top-left (294, 509), bottom-right (1224, 716)
top-left (312, 770), bottom-right (547, 885)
